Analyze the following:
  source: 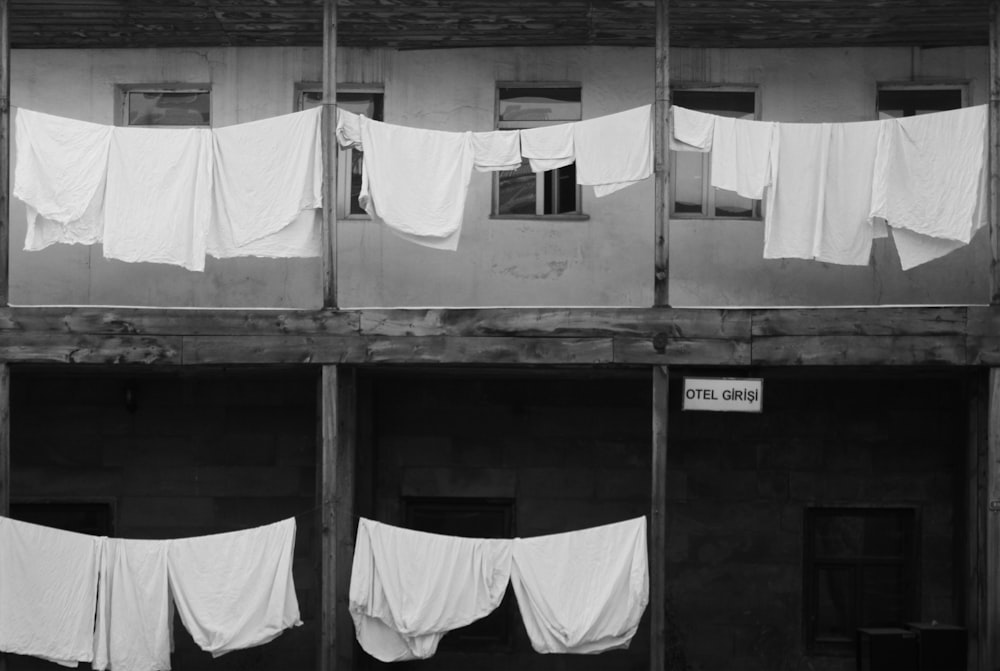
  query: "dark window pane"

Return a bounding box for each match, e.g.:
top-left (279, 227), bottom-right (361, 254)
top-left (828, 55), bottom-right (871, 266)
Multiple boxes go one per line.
top-left (498, 159), bottom-right (537, 215)
top-left (498, 87), bottom-right (581, 123)
top-left (863, 513), bottom-right (908, 557)
top-left (816, 566), bottom-right (855, 643)
top-left (814, 514), bottom-right (864, 558)
top-left (878, 89), bottom-right (962, 118)
top-left (673, 90), bottom-right (755, 116)
top-left (861, 566), bottom-right (906, 627)
top-left (128, 91), bottom-right (210, 126)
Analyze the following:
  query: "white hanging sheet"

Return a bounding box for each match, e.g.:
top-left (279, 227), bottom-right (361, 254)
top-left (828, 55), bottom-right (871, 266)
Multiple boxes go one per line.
top-left (574, 105), bottom-right (653, 197)
top-left (520, 122), bottom-right (575, 172)
top-left (349, 518), bottom-right (512, 662)
top-left (0, 516), bottom-right (103, 667)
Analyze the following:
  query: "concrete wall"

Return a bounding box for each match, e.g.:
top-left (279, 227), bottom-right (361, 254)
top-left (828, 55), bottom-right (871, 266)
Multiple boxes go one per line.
top-left (368, 370), bottom-right (966, 671)
top-left (8, 45), bottom-right (990, 308)
top-left (8, 369), bottom-right (319, 671)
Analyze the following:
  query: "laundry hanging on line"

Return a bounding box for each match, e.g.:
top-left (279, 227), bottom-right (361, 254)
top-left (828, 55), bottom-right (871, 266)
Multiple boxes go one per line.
top-left (0, 516), bottom-right (302, 671)
top-left (348, 516), bottom-right (649, 662)
top-left (670, 104), bottom-right (988, 269)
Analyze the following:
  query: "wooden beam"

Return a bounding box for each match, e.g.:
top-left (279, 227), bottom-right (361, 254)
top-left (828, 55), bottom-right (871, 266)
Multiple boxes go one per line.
top-left (650, 365), bottom-right (669, 671)
top-left (968, 372), bottom-right (987, 671)
top-left (321, 0), bottom-right (338, 309)
top-left (986, 368), bottom-right (1000, 671)
top-left (991, 0), bottom-right (1000, 305)
top-left (0, 363), bottom-right (8, 671)
top-left (0, 0), bottom-right (9, 308)
top-left (653, 0), bottom-right (670, 307)
top-left (752, 335), bottom-right (966, 366)
top-left (335, 367), bottom-right (356, 671)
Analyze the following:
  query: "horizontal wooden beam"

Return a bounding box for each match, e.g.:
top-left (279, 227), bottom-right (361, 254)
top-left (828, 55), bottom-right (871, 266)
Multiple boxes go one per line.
top-left (752, 335), bottom-right (967, 366)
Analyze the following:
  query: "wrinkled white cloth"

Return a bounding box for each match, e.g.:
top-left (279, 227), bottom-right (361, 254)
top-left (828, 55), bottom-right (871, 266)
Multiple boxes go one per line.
top-left (471, 130), bottom-right (522, 172)
top-left (102, 126), bottom-right (213, 271)
top-left (212, 107), bottom-right (323, 248)
top-left (359, 116), bottom-right (474, 250)
top-left (870, 105), bottom-right (987, 245)
top-left (574, 105), bottom-right (653, 197)
top-left (207, 209), bottom-right (320, 259)
top-left (764, 121), bottom-right (879, 266)
top-left (710, 116), bottom-right (775, 200)
top-left (0, 516), bottom-right (103, 667)
top-left (93, 539), bottom-right (173, 671)
top-left (349, 518), bottom-right (512, 662)
top-left (520, 123), bottom-right (575, 172)
top-left (337, 107), bottom-right (364, 150)
top-left (670, 106), bottom-right (714, 152)
top-left (14, 107), bottom-right (112, 251)
top-left (167, 519), bottom-right (301, 657)
top-left (510, 517), bottom-right (649, 655)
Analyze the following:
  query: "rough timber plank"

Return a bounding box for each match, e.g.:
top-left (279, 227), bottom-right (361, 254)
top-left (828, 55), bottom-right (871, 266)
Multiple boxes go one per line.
top-left (613, 337), bottom-right (750, 366)
top-left (184, 336), bottom-right (616, 365)
top-left (653, 0), bottom-right (669, 307)
top-left (752, 335), bottom-right (966, 366)
top-left (650, 365), bottom-right (668, 671)
top-left (987, 368), bottom-right (1000, 671)
top-left (751, 306), bottom-right (968, 336)
top-left (0, 334), bottom-right (181, 364)
top-left (319, 365), bottom-right (337, 671)
top-left (993, 0), bottom-right (1000, 304)
top-left (321, 0), bottom-right (338, 309)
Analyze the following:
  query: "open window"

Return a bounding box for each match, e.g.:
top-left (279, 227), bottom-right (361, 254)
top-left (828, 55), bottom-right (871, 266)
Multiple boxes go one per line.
top-left (296, 84), bottom-right (384, 217)
top-left (495, 84), bottom-right (583, 218)
top-left (117, 85), bottom-right (211, 127)
top-left (671, 87), bottom-right (759, 219)
top-left (804, 507), bottom-right (918, 655)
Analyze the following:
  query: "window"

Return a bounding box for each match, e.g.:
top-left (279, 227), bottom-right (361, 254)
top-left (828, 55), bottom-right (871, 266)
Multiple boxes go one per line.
top-left (671, 87), bottom-right (758, 218)
top-left (10, 500), bottom-right (115, 536)
top-left (804, 507), bottom-right (918, 654)
top-left (297, 85), bottom-right (384, 217)
top-left (495, 84), bottom-right (582, 217)
top-left (404, 497), bottom-right (515, 651)
top-left (118, 85), bottom-right (211, 127)
top-left (877, 85), bottom-right (965, 119)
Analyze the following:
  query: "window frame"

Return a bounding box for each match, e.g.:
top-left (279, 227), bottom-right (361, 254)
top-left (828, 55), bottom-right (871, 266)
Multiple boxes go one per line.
top-left (802, 505), bottom-right (920, 656)
top-left (492, 81), bottom-right (586, 220)
top-left (115, 83), bottom-right (212, 128)
top-left (875, 80), bottom-right (969, 119)
top-left (295, 82), bottom-right (384, 219)
top-left (669, 83), bottom-right (761, 220)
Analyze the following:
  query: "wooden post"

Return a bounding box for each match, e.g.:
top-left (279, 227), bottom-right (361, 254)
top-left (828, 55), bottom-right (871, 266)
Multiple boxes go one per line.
top-left (321, 0), bottom-right (339, 309)
top-left (650, 365), bottom-right (669, 671)
top-left (0, 364), bottom-right (8, 671)
top-left (0, 0), bottom-right (10, 307)
top-left (319, 365), bottom-right (355, 671)
top-left (987, 369), bottom-right (1000, 671)
top-left (968, 373), bottom-right (986, 671)
top-left (991, 0), bottom-right (1000, 305)
top-left (653, 0), bottom-right (670, 307)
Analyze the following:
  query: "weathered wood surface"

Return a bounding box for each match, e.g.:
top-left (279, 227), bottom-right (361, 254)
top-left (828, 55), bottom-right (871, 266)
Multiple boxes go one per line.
top-left (319, 366), bottom-right (337, 671)
top-left (334, 366), bottom-right (356, 671)
top-left (751, 335), bottom-right (967, 366)
top-left (321, 0), bottom-right (338, 309)
top-left (650, 365), bottom-right (668, 671)
top-left (613, 336), bottom-right (750, 366)
top-left (0, 334), bottom-right (181, 364)
top-left (753, 306), bottom-right (968, 337)
top-left (6, 1), bottom-right (990, 49)
top-left (967, 373), bottom-right (987, 671)
top-left (653, 0), bottom-right (669, 307)
top-left (0, 0), bottom-right (9, 309)
top-left (987, 369), bottom-right (1000, 671)
top-left (992, 0), bottom-right (1000, 306)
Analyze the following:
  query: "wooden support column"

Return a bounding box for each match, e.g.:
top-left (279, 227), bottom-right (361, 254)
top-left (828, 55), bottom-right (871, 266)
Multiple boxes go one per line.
top-left (321, 0), bottom-right (339, 309)
top-left (319, 365), bottom-right (356, 671)
top-left (969, 373), bottom-right (987, 671)
top-left (650, 365), bottom-right (669, 671)
top-left (987, 369), bottom-right (1000, 671)
top-left (653, 0), bottom-right (670, 307)
top-left (0, 364), bottom-right (8, 671)
top-left (0, 0), bottom-right (10, 307)
top-left (991, 0), bottom-right (1000, 305)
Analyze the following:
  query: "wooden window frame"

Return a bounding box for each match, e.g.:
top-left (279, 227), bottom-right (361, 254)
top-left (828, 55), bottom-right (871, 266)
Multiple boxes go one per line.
top-left (115, 83), bottom-right (212, 128)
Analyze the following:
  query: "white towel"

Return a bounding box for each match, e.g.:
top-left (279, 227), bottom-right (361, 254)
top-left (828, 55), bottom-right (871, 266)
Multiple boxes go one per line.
top-left (102, 126), bottom-right (213, 271)
top-left (471, 130), bottom-right (522, 172)
top-left (14, 107), bottom-right (112, 251)
top-left (206, 209), bottom-right (320, 259)
top-left (93, 539), bottom-right (173, 671)
top-left (349, 518), bottom-right (512, 662)
top-left (520, 123), bottom-right (575, 172)
top-left (337, 107), bottom-right (364, 150)
top-left (574, 105), bottom-right (653, 197)
top-left (870, 105), bottom-right (987, 245)
top-left (359, 116), bottom-right (474, 250)
top-left (0, 517), bottom-right (103, 667)
top-left (167, 519), bottom-right (301, 657)
top-left (510, 517), bottom-right (649, 655)
top-left (710, 116), bottom-right (775, 200)
top-left (670, 106), bottom-right (714, 152)
top-left (211, 108), bottom-right (323, 249)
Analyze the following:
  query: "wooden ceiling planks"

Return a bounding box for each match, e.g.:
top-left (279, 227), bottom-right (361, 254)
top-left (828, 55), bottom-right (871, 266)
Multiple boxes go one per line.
top-left (5, 0), bottom-right (989, 50)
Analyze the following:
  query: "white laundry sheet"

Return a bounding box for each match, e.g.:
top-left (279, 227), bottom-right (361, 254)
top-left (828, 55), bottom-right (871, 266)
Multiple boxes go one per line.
top-left (167, 518), bottom-right (302, 657)
top-left (102, 126), bottom-right (214, 271)
top-left (710, 115), bottom-right (775, 200)
top-left (669, 105), bottom-right (715, 152)
top-left (359, 116), bottom-right (475, 251)
top-left (349, 518), bottom-right (513, 662)
top-left (14, 107), bottom-right (112, 251)
top-left (520, 122), bottom-right (576, 172)
top-left (574, 105), bottom-right (653, 197)
top-left (510, 517), bottom-right (649, 655)
top-left (212, 107), bottom-right (323, 248)
top-left (93, 539), bottom-right (173, 671)
top-left (765, 120), bottom-right (881, 266)
top-left (0, 516), bottom-right (103, 667)
top-left (471, 130), bottom-right (522, 172)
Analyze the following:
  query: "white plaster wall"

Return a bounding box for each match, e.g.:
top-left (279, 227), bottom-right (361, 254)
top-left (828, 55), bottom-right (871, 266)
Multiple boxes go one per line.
top-left (8, 45), bottom-right (991, 307)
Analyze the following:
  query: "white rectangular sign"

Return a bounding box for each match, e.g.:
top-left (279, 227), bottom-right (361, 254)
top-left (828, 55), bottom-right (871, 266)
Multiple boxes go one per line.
top-left (683, 377), bottom-right (763, 413)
